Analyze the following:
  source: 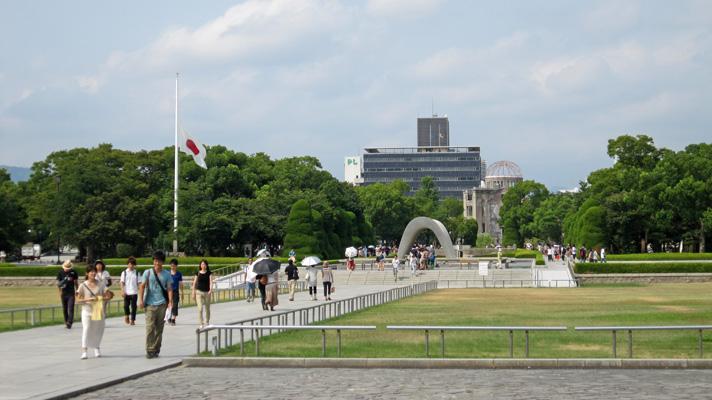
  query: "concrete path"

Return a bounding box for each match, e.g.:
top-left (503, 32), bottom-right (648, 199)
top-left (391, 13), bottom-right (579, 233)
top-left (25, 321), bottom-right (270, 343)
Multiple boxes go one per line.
top-left (0, 284), bottom-right (402, 400)
top-left (535, 257), bottom-right (577, 288)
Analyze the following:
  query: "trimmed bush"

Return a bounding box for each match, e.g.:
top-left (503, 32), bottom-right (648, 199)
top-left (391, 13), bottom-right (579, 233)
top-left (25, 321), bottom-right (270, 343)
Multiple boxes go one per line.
top-left (0, 265), bottom-right (227, 277)
top-left (575, 262), bottom-right (712, 274)
top-left (513, 249), bottom-right (545, 265)
top-left (606, 253), bottom-right (712, 261)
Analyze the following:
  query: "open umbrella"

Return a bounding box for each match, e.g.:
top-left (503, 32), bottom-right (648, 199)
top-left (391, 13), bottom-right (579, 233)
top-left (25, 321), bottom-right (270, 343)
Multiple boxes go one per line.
top-left (301, 256), bottom-right (322, 267)
top-left (251, 258), bottom-right (281, 275)
top-left (345, 247), bottom-right (358, 258)
top-left (256, 248), bottom-right (271, 258)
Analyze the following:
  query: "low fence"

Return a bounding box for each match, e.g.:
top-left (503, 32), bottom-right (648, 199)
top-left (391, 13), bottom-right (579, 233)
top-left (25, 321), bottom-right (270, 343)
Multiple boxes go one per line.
top-left (0, 280), bottom-right (301, 329)
top-left (196, 281), bottom-right (438, 354)
top-left (202, 325), bottom-right (377, 357)
top-left (575, 325), bottom-right (712, 358)
top-left (387, 326), bottom-right (567, 358)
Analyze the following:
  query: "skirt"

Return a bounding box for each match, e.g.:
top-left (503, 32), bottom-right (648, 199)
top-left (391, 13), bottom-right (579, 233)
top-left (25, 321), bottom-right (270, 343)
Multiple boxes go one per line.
top-left (265, 283), bottom-right (279, 306)
top-left (81, 310), bottom-right (105, 349)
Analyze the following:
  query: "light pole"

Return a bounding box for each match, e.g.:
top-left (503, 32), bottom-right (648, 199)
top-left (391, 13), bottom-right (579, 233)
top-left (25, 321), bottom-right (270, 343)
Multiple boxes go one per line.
top-left (55, 175), bottom-right (61, 264)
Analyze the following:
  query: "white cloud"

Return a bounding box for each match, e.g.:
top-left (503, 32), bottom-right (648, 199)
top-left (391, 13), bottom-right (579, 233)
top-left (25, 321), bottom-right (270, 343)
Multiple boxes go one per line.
top-left (105, 0), bottom-right (352, 73)
top-left (366, 0), bottom-right (444, 18)
top-left (76, 76), bottom-right (101, 94)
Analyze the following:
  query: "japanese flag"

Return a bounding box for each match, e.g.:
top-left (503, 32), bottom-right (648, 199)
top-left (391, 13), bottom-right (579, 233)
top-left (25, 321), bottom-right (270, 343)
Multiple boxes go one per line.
top-left (179, 129), bottom-right (207, 169)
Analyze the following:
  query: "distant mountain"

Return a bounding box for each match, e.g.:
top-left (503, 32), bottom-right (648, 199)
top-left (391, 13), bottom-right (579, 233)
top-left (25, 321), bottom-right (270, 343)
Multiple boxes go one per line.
top-left (0, 166), bottom-right (32, 182)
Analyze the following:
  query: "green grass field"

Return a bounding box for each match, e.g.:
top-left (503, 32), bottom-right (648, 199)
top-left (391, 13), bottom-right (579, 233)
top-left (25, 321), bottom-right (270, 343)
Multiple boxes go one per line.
top-left (220, 283), bottom-right (712, 359)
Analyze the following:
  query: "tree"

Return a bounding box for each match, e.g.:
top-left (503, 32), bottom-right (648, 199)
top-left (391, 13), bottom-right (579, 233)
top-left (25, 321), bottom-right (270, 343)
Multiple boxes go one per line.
top-left (414, 176), bottom-right (439, 216)
top-left (356, 181), bottom-right (415, 241)
top-left (283, 199), bottom-right (321, 258)
top-left (0, 169), bottom-right (27, 254)
top-left (500, 180), bottom-right (550, 246)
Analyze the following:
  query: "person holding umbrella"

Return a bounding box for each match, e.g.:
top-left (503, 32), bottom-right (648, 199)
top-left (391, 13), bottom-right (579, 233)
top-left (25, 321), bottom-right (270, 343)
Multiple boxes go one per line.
top-left (251, 253), bottom-right (281, 310)
top-left (301, 256), bottom-right (321, 301)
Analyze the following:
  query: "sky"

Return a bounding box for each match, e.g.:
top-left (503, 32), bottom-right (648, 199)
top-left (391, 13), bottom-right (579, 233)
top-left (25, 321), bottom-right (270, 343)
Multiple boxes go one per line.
top-left (1, 0), bottom-right (711, 190)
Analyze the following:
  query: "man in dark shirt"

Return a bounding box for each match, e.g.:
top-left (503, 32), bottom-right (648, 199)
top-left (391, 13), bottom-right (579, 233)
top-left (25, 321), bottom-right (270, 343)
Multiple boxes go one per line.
top-left (56, 260), bottom-right (79, 329)
top-left (284, 259), bottom-right (299, 301)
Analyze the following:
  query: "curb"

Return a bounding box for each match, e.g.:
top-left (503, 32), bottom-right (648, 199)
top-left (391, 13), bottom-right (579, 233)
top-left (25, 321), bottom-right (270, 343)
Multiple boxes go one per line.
top-left (45, 360), bottom-right (182, 400)
top-left (181, 357), bottom-right (712, 369)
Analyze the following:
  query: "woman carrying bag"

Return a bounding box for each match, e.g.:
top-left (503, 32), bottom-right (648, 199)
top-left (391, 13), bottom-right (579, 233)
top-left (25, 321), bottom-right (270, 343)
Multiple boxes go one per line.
top-left (76, 264), bottom-right (113, 359)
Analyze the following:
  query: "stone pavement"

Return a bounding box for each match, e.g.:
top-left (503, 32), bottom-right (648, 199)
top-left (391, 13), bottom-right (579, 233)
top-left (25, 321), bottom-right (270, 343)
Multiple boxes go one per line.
top-left (72, 366), bottom-right (712, 400)
top-left (0, 284), bottom-right (402, 400)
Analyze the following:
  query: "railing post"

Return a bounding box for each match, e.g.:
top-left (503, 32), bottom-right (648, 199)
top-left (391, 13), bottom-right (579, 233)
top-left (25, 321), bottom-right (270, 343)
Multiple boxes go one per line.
top-left (425, 329), bottom-right (430, 357)
top-left (612, 330), bottom-right (617, 358)
top-left (628, 329), bottom-right (633, 358)
top-left (699, 329), bottom-right (704, 358)
top-left (255, 328), bottom-right (260, 356)
top-left (525, 330), bottom-right (530, 358)
top-left (204, 330), bottom-right (208, 353)
top-left (509, 330), bottom-right (514, 358)
top-left (337, 329), bottom-right (342, 357)
top-left (321, 329), bottom-right (326, 357)
top-left (240, 328), bottom-right (245, 356)
top-left (196, 330), bottom-right (200, 354)
top-left (440, 329), bottom-right (445, 358)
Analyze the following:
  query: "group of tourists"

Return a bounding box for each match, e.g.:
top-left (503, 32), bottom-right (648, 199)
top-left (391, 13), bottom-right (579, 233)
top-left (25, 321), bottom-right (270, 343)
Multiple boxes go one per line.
top-left (536, 244), bottom-right (607, 264)
top-left (57, 251), bottom-right (220, 360)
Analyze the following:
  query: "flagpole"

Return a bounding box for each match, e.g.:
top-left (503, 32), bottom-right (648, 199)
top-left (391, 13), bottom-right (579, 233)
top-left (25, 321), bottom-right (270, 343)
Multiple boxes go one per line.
top-left (173, 73), bottom-right (179, 254)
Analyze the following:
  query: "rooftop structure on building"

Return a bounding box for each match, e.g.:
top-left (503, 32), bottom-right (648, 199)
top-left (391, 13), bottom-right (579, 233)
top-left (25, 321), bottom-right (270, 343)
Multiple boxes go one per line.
top-left (463, 160), bottom-right (524, 242)
top-left (417, 116), bottom-right (449, 147)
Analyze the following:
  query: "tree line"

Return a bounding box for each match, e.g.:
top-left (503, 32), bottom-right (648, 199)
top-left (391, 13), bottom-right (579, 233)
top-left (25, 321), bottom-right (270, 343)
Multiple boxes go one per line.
top-left (500, 135), bottom-right (712, 253)
top-left (0, 144), bottom-right (477, 261)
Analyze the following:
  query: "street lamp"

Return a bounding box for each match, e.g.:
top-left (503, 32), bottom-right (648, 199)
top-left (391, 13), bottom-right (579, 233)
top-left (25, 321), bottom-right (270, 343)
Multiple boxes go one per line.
top-left (55, 175), bottom-right (61, 264)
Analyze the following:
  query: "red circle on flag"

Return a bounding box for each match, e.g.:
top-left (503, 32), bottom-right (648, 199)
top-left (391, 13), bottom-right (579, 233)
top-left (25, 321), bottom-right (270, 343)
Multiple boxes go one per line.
top-left (186, 139), bottom-right (200, 156)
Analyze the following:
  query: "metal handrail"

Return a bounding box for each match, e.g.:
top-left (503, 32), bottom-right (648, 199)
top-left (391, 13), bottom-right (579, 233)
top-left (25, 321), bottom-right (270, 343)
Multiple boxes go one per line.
top-left (575, 325), bottom-right (712, 358)
top-left (195, 281), bottom-right (439, 355)
top-left (200, 324), bottom-right (376, 356)
top-left (387, 326), bottom-right (567, 358)
top-left (0, 281), bottom-right (294, 329)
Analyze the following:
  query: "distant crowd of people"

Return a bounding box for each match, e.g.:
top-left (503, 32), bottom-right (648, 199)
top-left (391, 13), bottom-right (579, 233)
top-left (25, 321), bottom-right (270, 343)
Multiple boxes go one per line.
top-left (531, 243), bottom-right (607, 264)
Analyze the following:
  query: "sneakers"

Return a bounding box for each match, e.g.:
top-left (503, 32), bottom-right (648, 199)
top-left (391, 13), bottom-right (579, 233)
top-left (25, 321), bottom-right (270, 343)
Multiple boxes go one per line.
top-left (146, 352), bottom-right (158, 359)
top-left (80, 352), bottom-right (87, 360)
top-left (94, 348), bottom-right (101, 358)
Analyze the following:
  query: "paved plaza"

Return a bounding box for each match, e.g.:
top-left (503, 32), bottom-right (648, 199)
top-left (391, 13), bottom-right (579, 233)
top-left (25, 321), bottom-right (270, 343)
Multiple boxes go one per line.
top-left (0, 284), bottom-right (401, 400)
top-left (73, 366), bottom-right (712, 400)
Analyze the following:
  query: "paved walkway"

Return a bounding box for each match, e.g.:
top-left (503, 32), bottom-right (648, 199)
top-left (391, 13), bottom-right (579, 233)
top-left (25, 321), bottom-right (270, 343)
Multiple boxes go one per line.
top-left (0, 284), bottom-right (402, 400)
top-left (73, 366), bottom-right (712, 399)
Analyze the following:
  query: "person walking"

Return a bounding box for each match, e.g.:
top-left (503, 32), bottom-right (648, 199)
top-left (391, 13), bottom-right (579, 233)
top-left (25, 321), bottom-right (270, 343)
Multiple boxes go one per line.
top-left (94, 260), bottom-right (111, 287)
top-left (265, 270), bottom-right (279, 311)
top-left (409, 253), bottom-right (417, 277)
top-left (168, 259), bottom-right (183, 326)
top-left (191, 260), bottom-right (213, 328)
top-left (257, 274), bottom-right (268, 310)
top-left (600, 248), bottom-right (607, 263)
top-left (245, 258), bottom-right (256, 302)
top-left (305, 266), bottom-right (318, 301)
top-left (57, 260), bottom-right (79, 329)
top-left (321, 262), bottom-right (334, 301)
top-left (284, 259), bottom-right (299, 301)
top-left (120, 257), bottom-right (140, 326)
top-left (138, 250), bottom-right (173, 359)
top-left (391, 255), bottom-right (400, 282)
top-left (76, 264), bottom-right (112, 359)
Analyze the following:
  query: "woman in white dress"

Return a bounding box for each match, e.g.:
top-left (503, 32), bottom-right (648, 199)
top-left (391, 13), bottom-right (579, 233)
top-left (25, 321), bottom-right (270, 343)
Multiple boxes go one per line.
top-left (76, 264), bottom-right (112, 359)
top-left (305, 266), bottom-right (318, 300)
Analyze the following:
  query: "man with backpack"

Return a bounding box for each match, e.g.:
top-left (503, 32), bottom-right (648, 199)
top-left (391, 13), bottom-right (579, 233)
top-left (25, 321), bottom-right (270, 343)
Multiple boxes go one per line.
top-left (138, 250), bottom-right (173, 359)
top-left (120, 256), bottom-right (140, 326)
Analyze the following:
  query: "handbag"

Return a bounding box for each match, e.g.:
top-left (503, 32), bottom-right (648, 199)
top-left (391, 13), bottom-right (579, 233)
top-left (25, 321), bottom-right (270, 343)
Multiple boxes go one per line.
top-left (330, 285), bottom-right (335, 293)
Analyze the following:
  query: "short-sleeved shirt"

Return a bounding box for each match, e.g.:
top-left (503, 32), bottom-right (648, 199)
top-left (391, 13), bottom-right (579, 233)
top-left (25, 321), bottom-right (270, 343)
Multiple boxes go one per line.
top-left (142, 268), bottom-right (172, 306)
top-left (77, 281), bottom-right (106, 315)
top-left (195, 271), bottom-right (212, 292)
top-left (56, 269), bottom-right (79, 296)
top-left (170, 271), bottom-right (183, 292)
top-left (120, 268), bottom-right (140, 295)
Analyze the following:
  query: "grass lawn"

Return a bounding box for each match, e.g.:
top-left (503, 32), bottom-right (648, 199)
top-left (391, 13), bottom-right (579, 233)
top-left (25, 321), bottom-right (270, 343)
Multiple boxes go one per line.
top-left (221, 283), bottom-right (712, 359)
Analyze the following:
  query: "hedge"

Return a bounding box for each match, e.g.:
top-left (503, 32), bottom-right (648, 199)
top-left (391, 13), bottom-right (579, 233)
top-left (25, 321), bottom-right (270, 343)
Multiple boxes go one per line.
top-left (513, 249), bottom-right (546, 265)
top-left (574, 262), bottom-right (712, 274)
top-left (102, 257), bottom-right (248, 265)
top-left (606, 253), bottom-right (712, 261)
top-left (0, 265), bottom-right (217, 277)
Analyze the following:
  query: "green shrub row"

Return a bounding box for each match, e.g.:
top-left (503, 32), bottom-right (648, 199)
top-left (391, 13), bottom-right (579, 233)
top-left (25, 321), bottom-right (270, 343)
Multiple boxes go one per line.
top-left (575, 262), bottom-right (712, 274)
top-left (606, 253), bottom-right (712, 261)
top-left (513, 249), bottom-right (546, 265)
top-left (0, 265), bottom-right (219, 277)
